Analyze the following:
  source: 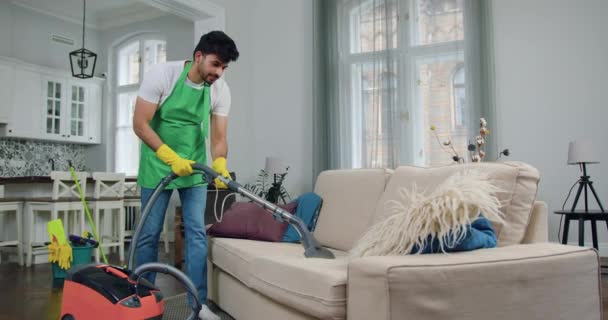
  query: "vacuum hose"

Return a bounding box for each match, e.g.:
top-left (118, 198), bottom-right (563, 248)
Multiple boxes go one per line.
top-left (131, 263), bottom-right (201, 320)
top-left (126, 162), bottom-right (335, 319)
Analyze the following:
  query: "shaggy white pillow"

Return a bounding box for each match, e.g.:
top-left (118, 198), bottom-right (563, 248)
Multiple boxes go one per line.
top-left (350, 170), bottom-right (504, 257)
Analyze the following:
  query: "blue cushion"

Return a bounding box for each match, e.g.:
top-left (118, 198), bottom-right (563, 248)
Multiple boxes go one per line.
top-left (413, 216), bottom-right (497, 254)
top-left (282, 192), bottom-right (323, 243)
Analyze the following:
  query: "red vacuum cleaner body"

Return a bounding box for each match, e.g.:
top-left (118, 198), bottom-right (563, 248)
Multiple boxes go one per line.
top-left (60, 264), bottom-right (164, 320)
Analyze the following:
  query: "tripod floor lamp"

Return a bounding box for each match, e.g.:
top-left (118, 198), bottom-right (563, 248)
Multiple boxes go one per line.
top-left (568, 140), bottom-right (604, 212)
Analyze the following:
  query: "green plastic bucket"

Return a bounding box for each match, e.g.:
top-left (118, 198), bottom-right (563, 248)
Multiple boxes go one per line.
top-left (51, 243), bottom-right (94, 287)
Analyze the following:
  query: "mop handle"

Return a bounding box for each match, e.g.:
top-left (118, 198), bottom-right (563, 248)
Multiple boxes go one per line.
top-left (68, 162), bottom-right (108, 264)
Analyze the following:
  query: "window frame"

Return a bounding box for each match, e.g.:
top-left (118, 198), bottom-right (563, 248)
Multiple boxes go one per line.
top-left (341, 0), bottom-right (467, 167)
top-left (451, 63), bottom-right (465, 129)
top-left (112, 33), bottom-right (167, 175)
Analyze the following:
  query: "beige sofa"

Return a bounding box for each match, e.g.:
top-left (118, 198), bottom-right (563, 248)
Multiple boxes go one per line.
top-left (207, 162), bottom-right (602, 320)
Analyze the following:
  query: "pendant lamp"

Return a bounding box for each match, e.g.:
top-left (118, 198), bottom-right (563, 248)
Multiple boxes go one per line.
top-left (69, 0), bottom-right (97, 79)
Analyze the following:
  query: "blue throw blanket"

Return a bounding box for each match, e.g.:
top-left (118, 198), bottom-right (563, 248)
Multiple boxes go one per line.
top-left (282, 192), bottom-right (323, 243)
top-left (413, 216), bottom-right (497, 254)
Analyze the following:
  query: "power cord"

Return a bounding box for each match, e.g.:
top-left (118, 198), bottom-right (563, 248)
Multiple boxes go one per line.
top-left (211, 186), bottom-right (237, 223)
top-left (557, 178), bottom-right (582, 242)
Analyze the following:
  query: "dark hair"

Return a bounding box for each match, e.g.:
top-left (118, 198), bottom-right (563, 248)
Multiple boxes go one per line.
top-left (193, 31), bottom-right (239, 63)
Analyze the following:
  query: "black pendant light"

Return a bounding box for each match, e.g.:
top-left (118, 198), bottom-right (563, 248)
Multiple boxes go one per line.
top-left (69, 0), bottom-right (97, 79)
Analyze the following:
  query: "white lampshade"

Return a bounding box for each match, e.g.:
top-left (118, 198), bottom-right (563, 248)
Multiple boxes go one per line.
top-left (568, 140), bottom-right (599, 165)
top-left (265, 157), bottom-right (286, 175)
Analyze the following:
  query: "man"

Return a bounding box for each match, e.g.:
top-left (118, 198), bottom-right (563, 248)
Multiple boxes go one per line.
top-left (133, 31), bottom-right (239, 320)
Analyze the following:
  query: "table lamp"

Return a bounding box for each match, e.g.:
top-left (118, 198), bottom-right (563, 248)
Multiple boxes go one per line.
top-left (567, 140), bottom-right (604, 212)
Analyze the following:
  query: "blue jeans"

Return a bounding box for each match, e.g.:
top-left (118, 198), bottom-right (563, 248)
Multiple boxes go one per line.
top-left (136, 186), bottom-right (208, 306)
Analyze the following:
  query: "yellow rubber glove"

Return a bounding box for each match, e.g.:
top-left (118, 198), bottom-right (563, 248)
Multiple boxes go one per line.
top-left (58, 243), bottom-right (73, 270)
top-left (211, 157), bottom-right (231, 189)
top-left (47, 242), bottom-right (59, 263)
top-left (156, 144), bottom-right (195, 177)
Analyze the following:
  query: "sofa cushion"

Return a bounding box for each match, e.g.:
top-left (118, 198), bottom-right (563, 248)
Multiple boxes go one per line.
top-left (208, 238), bottom-right (309, 287)
top-left (208, 201), bottom-right (297, 242)
top-left (249, 254), bottom-right (350, 320)
top-left (313, 168), bottom-right (391, 251)
top-left (371, 161), bottom-right (539, 246)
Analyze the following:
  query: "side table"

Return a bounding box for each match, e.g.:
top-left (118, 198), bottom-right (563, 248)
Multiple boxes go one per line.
top-left (554, 210), bottom-right (607, 249)
top-left (554, 210), bottom-right (607, 272)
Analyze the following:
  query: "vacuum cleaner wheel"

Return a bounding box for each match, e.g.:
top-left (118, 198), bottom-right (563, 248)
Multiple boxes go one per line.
top-left (62, 315), bottom-right (75, 320)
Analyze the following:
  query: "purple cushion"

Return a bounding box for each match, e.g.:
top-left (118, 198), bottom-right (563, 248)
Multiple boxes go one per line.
top-left (208, 201), bottom-right (298, 242)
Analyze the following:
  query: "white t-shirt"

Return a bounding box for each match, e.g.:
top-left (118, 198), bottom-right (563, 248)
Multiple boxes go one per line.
top-left (137, 60), bottom-right (231, 116)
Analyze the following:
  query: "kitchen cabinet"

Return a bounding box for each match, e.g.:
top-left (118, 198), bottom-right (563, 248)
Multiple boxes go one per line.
top-left (41, 77), bottom-right (102, 143)
top-left (0, 62), bottom-right (14, 123)
top-left (6, 67), bottom-right (42, 139)
top-left (0, 56), bottom-right (104, 144)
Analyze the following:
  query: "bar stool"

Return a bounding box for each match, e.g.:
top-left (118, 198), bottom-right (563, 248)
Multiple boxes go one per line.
top-left (24, 171), bottom-right (88, 267)
top-left (123, 181), bottom-right (141, 244)
top-left (89, 173), bottom-right (125, 262)
top-left (123, 181), bottom-right (170, 254)
top-left (0, 196), bottom-right (24, 266)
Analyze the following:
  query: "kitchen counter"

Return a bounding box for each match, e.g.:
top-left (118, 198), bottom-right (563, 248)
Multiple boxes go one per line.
top-left (0, 176), bottom-right (138, 184)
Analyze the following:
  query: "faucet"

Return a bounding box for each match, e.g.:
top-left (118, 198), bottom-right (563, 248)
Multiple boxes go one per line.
top-left (48, 158), bottom-right (55, 171)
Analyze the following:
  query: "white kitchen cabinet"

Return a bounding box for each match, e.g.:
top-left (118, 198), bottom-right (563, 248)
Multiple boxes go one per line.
top-left (40, 78), bottom-right (101, 143)
top-left (5, 67), bottom-right (43, 139)
top-left (0, 61), bottom-right (14, 123)
top-left (86, 82), bottom-right (102, 143)
top-left (0, 57), bottom-right (103, 144)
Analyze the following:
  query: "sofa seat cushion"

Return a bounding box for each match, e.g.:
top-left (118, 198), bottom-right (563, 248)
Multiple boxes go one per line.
top-left (249, 254), bottom-right (350, 320)
top-left (372, 161), bottom-right (540, 246)
top-left (208, 237), bottom-right (318, 287)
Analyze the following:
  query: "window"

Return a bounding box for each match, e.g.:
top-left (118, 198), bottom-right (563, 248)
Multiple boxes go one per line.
top-left (114, 36), bottom-right (166, 176)
top-left (452, 64), bottom-right (465, 128)
top-left (346, 0), bottom-right (399, 168)
top-left (344, 0), bottom-right (467, 167)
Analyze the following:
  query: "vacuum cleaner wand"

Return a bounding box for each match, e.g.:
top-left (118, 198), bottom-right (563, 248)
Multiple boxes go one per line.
top-left (127, 163), bottom-right (334, 274)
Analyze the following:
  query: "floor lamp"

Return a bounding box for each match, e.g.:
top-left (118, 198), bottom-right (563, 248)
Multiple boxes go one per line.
top-left (568, 140), bottom-right (604, 212)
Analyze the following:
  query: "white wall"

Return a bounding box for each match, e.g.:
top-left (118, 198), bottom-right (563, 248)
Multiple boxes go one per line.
top-left (491, 0), bottom-right (608, 251)
top-left (209, 0), bottom-right (315, 196)
top-left (7, 3), bottom-right (100, 71)
top-left (0, 2), bottom-right (13, 58)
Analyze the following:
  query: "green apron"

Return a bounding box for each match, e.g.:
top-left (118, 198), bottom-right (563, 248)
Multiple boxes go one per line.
top-left (137, 62), bottom-right (210, 189)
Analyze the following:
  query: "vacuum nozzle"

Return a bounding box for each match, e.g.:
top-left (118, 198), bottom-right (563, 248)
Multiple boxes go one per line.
top-left (304, 246), bottom-right (335, 259)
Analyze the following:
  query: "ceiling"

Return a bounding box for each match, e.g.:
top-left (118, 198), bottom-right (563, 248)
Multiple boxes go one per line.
top-left (11, 0), bottom-right (172, 30)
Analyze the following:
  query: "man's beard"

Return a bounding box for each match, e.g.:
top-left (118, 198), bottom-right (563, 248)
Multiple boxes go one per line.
top-left (204, 72), bottom-right (219, 84)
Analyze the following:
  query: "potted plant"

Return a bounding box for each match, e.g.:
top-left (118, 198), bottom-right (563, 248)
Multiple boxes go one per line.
top-left (244, 168), bottom-right (291, 204)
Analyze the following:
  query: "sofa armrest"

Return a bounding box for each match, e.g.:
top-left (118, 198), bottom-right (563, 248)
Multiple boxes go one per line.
top-left (347, 243), bottom-right (600, 320)
top-left (521, 201), bottom-right (549, 244)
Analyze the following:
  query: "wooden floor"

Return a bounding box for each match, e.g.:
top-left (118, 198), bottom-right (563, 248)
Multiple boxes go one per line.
top-left (0, 247), bottom-right (186, 320)
top-left (0, 249), bottom-right (607, 320)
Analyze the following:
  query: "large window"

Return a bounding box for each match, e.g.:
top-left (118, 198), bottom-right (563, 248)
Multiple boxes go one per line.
top-left (114, 36), bottom-right (166, 176)
top-left (343, 0), bottom-right (469, 167)
top-left (346, 0), bottom-right (399, 168)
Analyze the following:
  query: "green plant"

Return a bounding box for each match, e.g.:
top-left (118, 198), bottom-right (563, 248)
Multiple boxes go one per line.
top-left (244, 168), bottom-right (291, 204)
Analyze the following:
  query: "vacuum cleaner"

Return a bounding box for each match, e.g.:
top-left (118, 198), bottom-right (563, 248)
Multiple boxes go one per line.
top-left (60, 162), bottom-right (334, 320)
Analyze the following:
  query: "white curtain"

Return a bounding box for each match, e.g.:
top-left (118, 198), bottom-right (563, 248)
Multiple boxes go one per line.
top-left (319, 0), bottom-right (488, 169)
